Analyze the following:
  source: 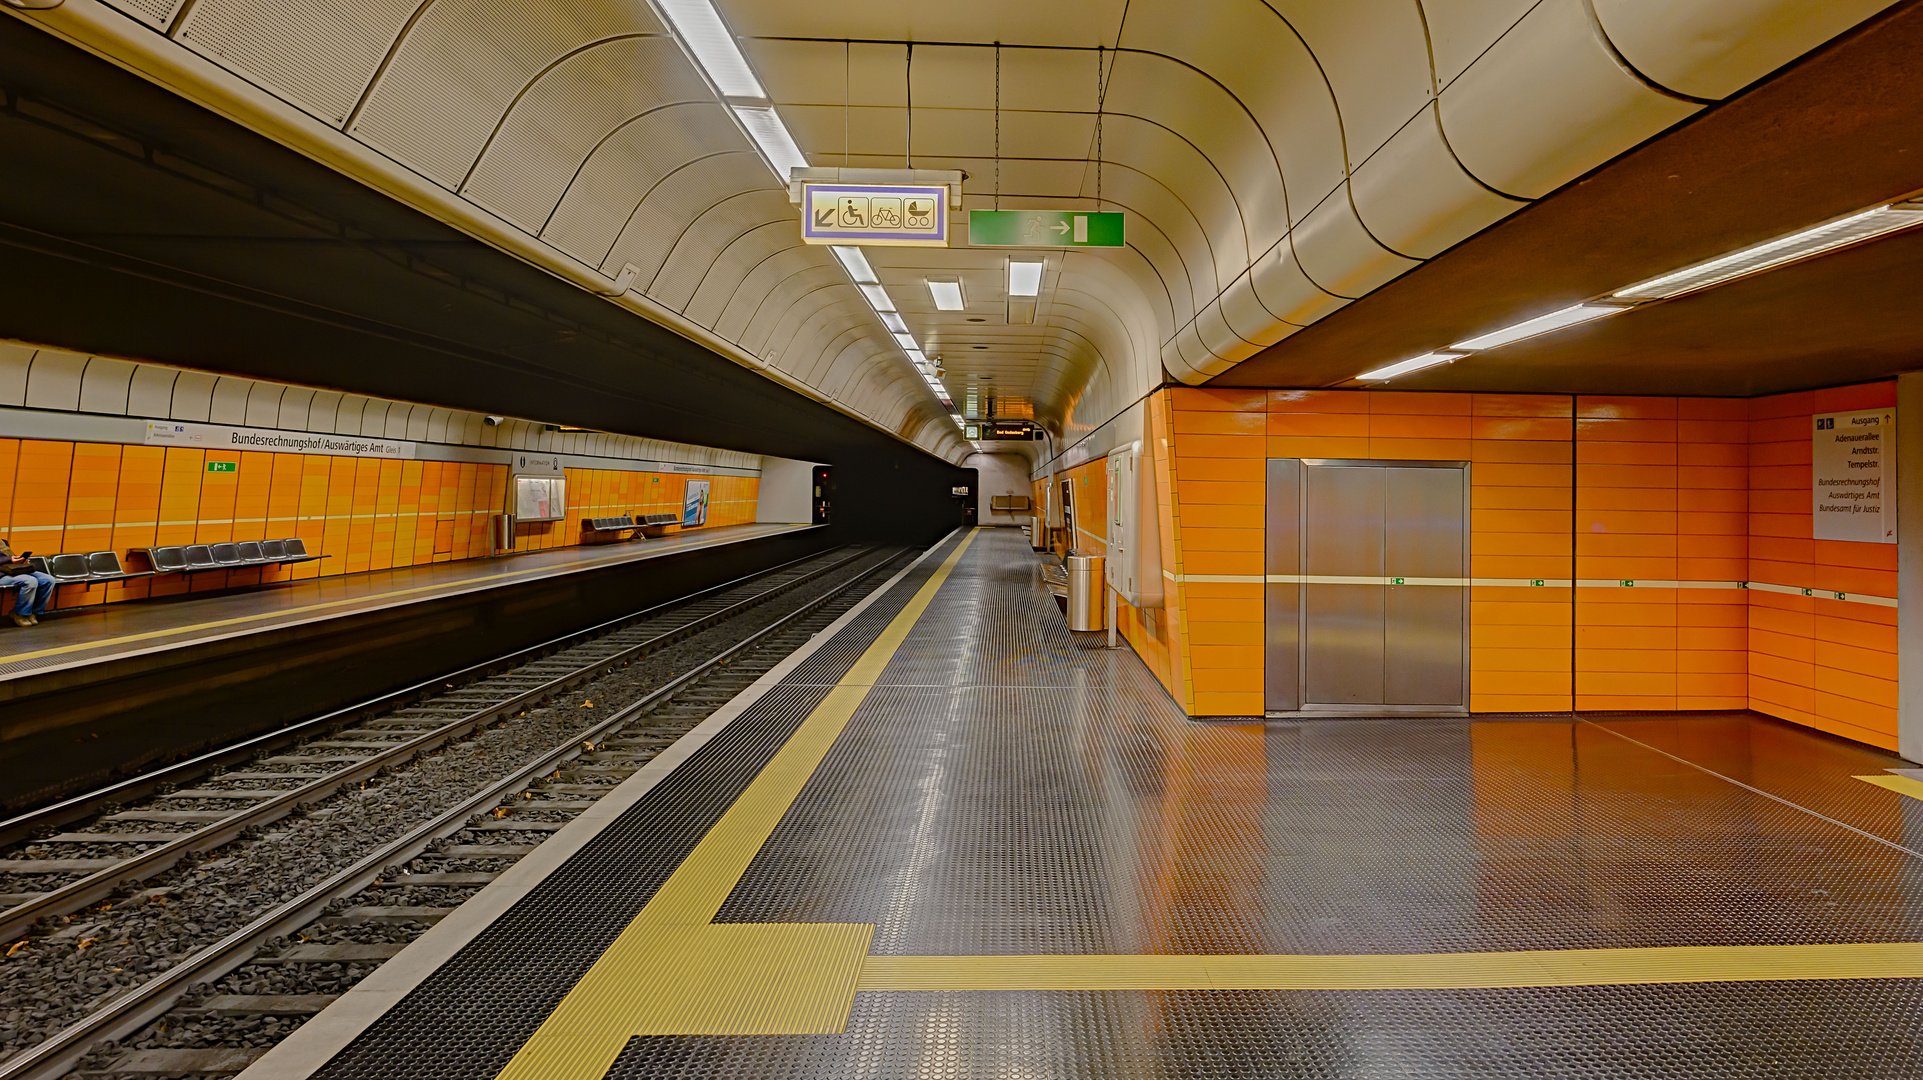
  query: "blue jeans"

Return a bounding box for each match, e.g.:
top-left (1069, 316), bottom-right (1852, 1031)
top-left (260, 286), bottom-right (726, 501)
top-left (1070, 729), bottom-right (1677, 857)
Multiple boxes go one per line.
top-left (1, 572), bottom-right (55, 617)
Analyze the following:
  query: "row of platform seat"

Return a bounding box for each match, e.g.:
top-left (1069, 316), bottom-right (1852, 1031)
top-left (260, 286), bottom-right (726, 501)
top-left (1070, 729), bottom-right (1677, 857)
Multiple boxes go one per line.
top-left (583, 513), bottom-right (682, 536)
top-left (13, 540), bottom-right (327, 587)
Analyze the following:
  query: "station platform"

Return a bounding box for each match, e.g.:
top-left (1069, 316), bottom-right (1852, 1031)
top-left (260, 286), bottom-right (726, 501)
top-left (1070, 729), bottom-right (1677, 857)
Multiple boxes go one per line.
top-left (0, 523), bottom-right (828, 810)
top-left (259, 526), bottom-right (1923, 1080)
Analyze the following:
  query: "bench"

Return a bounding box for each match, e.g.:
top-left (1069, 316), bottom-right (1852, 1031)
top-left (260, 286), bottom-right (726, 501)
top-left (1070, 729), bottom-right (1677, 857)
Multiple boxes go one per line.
top-left (35, 551), bottom-right (156, 586)
top-left (635, 513), bottom-right (680, 538)
top-left (128, 538), bottom-right (329, 576)
top-left (580, 516), bottom-right (640, 544)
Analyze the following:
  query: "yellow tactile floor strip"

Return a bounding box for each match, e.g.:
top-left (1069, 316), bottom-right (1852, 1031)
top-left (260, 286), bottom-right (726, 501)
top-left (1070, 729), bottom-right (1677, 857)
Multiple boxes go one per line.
top-left (493, 530), bottom-right (978, 1080)
top-left (486, 532), bottom-right (1923, 1079)
top-left (857, 943), bottom-right (1923, 990)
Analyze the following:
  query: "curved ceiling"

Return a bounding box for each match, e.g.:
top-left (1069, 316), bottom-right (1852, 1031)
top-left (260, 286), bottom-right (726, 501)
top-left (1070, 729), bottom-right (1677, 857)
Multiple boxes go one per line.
top-left (7, 0), bottom-right (1903, 460)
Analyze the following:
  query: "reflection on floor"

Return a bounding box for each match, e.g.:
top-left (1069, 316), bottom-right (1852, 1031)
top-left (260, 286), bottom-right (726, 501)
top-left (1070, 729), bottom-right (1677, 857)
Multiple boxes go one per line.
top-left (310, 528), bottom-right (1923, 1080)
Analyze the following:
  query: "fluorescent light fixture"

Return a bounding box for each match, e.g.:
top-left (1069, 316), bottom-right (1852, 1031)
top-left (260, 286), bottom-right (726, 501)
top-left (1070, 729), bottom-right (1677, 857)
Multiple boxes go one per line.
top-left (859, 283), bottom-right (895, 311)
top-left (1613, 202), bottom-right (1923, 300)
top-left (1357, 352), bottom-right (1459, 382)
top-left (892, 333), bottom-right (918, 350)
top-left (654, 0), bottom-right (765, 99)
top-left (927, 279), bottom-right (964, 310)
top-left (1450, 304), bottom-right (1618, 351)
top-left (732, 105), bottom-right (807, 181)
top-left (1007, 259), bottom-right (1044, 297)
top-left (905, 349), bottom-right (927, 365)
top-left (880, 312), bottom-right (910, 335)
top-left (831, 246), bottom-right (876, 284)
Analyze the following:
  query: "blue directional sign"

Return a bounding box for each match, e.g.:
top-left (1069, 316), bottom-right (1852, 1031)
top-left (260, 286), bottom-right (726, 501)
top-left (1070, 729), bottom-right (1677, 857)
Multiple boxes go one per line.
top-left (801, 183), bottom-right (949, 247)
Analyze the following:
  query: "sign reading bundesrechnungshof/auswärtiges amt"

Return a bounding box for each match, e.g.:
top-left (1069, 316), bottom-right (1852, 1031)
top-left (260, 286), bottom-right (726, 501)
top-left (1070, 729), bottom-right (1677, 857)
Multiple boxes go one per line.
top-left (801, 183), bottom-right (948, 247)
top-left (968, 210), bottom-right (1124, 247)
top-left (1812, 407), bottom-right (1896, 544)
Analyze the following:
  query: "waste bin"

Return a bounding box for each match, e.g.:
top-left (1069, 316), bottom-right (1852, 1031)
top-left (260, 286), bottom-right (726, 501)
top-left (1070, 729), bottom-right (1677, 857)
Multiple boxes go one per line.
top-left (1066, 553), bottom-right (1105, 631)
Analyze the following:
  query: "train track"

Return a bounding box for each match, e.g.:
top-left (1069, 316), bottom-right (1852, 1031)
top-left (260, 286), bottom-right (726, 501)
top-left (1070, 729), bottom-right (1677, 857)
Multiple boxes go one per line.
top-left (1, 541), bottom-right (917, 1079)
top-left (0, 544), bottom-right (874, 945)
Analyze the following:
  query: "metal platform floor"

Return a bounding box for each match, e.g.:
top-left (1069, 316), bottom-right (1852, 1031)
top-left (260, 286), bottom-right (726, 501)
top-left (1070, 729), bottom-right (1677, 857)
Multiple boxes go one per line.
top-left (259, 527), bottom-right (1923, 1080)
top-left (0, 523), bottom-right (814, 683)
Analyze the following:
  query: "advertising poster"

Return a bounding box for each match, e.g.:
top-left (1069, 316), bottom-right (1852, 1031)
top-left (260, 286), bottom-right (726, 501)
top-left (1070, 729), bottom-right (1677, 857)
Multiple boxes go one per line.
top-left (682, 478), bottom-right (710, 527)
top-left (1812, 407), bottom-right (1896, 543)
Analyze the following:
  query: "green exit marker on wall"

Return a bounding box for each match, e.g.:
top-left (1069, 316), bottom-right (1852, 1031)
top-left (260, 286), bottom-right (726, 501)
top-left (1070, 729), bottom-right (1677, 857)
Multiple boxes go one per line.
top-left (207, 461), bottom-right (237, 473)
top-left (968, 210), bottom-right (1123, 247)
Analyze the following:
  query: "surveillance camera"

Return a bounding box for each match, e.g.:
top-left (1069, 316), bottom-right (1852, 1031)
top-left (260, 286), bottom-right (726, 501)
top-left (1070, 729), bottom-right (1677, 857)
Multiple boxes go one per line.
top-left (483, 416), bottom-right (505, 427)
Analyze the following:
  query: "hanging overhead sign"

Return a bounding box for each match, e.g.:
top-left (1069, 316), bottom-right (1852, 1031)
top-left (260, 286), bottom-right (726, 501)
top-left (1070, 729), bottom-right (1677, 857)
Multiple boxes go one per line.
top-left (1812, 407), bottom-right (1896, 544)
top-left (800, 183), bottom-right (949, 247)
top-left (969, 210), bottom-right (1124, 247)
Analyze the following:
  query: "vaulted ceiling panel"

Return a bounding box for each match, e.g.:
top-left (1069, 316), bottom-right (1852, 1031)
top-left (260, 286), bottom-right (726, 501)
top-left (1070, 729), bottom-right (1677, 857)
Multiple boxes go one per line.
top-left (1438, 0), bottom-right (1702, 199)
top-left (599, 153), bottom-right (778, 280)
top-left (1593, 0), bottom-right (1899, 100)
top-left (461, 37), bottom-right (709, 232)
top-left (539, 102), bottom-right (743, 267)
top-left (680, 222), bottom-right (803, 329)
top-left (349, 0), bottom-right (661, 186)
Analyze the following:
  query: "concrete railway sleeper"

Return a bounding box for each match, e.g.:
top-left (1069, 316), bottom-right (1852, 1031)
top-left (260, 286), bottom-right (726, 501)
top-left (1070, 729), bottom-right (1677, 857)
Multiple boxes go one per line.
top-left (0, 544), bottom-right (915, 1077)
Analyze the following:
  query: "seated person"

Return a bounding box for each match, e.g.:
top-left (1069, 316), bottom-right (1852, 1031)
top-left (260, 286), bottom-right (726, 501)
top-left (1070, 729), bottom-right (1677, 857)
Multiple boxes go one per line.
top-left (0, 539), bottom-right (56, 627)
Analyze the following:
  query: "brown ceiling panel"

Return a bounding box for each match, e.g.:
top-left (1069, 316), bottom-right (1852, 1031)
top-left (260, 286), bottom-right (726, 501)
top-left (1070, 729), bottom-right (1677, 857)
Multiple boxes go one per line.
top-left (1213, 0), bottom-right (1923, 396)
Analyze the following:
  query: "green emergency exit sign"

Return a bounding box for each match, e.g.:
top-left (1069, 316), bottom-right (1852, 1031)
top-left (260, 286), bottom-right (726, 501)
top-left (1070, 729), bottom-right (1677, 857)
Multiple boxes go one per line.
top-left (969, 210), bottom-right (1123, 247)
top-left (206, 461), bottom-right (237, 473)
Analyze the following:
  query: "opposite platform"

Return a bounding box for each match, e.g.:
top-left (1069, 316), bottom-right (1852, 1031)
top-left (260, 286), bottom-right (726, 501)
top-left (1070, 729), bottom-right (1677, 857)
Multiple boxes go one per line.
top-left (259, 527), bottom-right (1923, 1080)
top-left (0, 522), bottom-right (826, 809)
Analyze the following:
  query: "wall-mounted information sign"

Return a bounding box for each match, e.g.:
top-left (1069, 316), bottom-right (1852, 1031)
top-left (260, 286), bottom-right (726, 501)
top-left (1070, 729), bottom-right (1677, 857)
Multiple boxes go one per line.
top-left (1812, 407), bottom-right (1896, 543)
top-left (969, 210), bottom-right (1123, 247)
top-left (801, 183), bottom-right (948, 247)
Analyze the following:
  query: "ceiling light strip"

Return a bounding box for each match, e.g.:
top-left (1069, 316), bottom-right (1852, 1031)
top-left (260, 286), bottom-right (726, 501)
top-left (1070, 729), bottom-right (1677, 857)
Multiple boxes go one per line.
top-left (1613, 203), bottom-right (1923, 300)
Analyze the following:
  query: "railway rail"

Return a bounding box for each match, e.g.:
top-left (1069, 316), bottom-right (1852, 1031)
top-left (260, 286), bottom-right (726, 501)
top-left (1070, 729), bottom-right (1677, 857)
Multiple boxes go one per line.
top-left (0, 543), bottom-right (916, 1079)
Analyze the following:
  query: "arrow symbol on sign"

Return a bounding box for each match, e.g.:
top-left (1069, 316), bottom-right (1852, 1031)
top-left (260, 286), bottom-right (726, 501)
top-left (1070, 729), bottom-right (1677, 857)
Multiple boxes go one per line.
top-left (1051, 221), bottom-right (1071, 235)
top-left (815, 208), bottom-right (836, 228)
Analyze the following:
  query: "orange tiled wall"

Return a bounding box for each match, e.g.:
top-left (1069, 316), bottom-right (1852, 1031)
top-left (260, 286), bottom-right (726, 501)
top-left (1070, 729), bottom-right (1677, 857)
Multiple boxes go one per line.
top-left (1103, 383), bottom-right (1901, 751)
top-left (512, 469), bottom-right (759, 550)
top-left (0, 440), bottom-right (756, 612)
top-left (1747, 383), bottom-right (1898, 747)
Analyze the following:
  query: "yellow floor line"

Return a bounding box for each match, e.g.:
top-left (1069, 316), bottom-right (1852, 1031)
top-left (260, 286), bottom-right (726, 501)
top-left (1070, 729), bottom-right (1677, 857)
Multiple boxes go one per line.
top-left (858, 943), bottom-right (1923, 991)
top-left (1855, 774), bottom-right (1923, 802)
top-left (0, 526), bottom-right (793, 667)
top-left (493, 530), bottom-right (979, 1080)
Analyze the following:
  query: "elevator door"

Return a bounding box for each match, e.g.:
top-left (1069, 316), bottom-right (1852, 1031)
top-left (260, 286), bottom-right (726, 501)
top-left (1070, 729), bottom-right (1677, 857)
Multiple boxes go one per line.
top-left (1268, 459), bottom-right (1467, 713)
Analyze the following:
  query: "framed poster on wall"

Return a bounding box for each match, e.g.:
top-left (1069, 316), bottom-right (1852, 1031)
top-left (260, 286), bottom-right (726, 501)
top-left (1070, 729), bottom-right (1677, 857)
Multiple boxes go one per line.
top-left (514, 475), bottom-right (566, 522)
top-left (682, 478), bottom-right (710, 527)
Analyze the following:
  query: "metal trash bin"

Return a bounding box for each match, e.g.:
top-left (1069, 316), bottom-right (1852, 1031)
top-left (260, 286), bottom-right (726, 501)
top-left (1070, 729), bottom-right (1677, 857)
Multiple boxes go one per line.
top-left (1065, 553), bottom-right (1105, 631)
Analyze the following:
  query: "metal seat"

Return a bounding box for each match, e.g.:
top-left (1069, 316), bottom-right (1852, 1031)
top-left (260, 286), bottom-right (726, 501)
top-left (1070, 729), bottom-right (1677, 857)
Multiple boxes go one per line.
top-left (146, 546), bottom-right (189, 573)
top-left (25, 556), bottom-right (50, 576)
top-left (87, 551), bottom-right (127, 576)
top-left (183, 545), bottom-right (218, 570)
top-left (210, 543), bottom-right (244, 566)
top-left (258, 539), bottom-right (287, 560)
top-left (47, 553), bottom-right (93, 582)
top-left (282, 538), bottom-right (310, 558)
top-left (236, 541), bottom-right (266, 563)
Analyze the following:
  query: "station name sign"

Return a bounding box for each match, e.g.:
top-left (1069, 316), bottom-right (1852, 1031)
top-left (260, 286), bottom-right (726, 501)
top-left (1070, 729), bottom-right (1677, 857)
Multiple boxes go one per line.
top-left (145, 420), bottom-right (417, 460)
top-left (800, 183), bottom-right (948, 247)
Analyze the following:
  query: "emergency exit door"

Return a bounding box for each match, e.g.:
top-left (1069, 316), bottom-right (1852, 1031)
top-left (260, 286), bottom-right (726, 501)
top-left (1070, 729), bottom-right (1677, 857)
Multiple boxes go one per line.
top-left (1265, 459), bottom-right (1468, 714)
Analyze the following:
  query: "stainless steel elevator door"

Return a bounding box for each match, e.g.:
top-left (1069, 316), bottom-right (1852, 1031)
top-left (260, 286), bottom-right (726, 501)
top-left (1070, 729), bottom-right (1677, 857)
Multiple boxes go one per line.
top-left (1288, 460), bottom-right (1468, 712)
top-left (1383, 466), bottom-right (1466, 705)
top-left (1303, 465), bottom-right (1385, 705)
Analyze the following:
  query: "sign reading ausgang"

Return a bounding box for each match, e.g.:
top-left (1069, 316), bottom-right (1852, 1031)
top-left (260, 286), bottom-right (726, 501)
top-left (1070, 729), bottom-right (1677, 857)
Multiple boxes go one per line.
top-left (1812, 407), bottom-right (1895, 544)
top-left (801, 183), bottom-right (948, 247)
top-left (969, 210), bottom-right (1124, 247)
